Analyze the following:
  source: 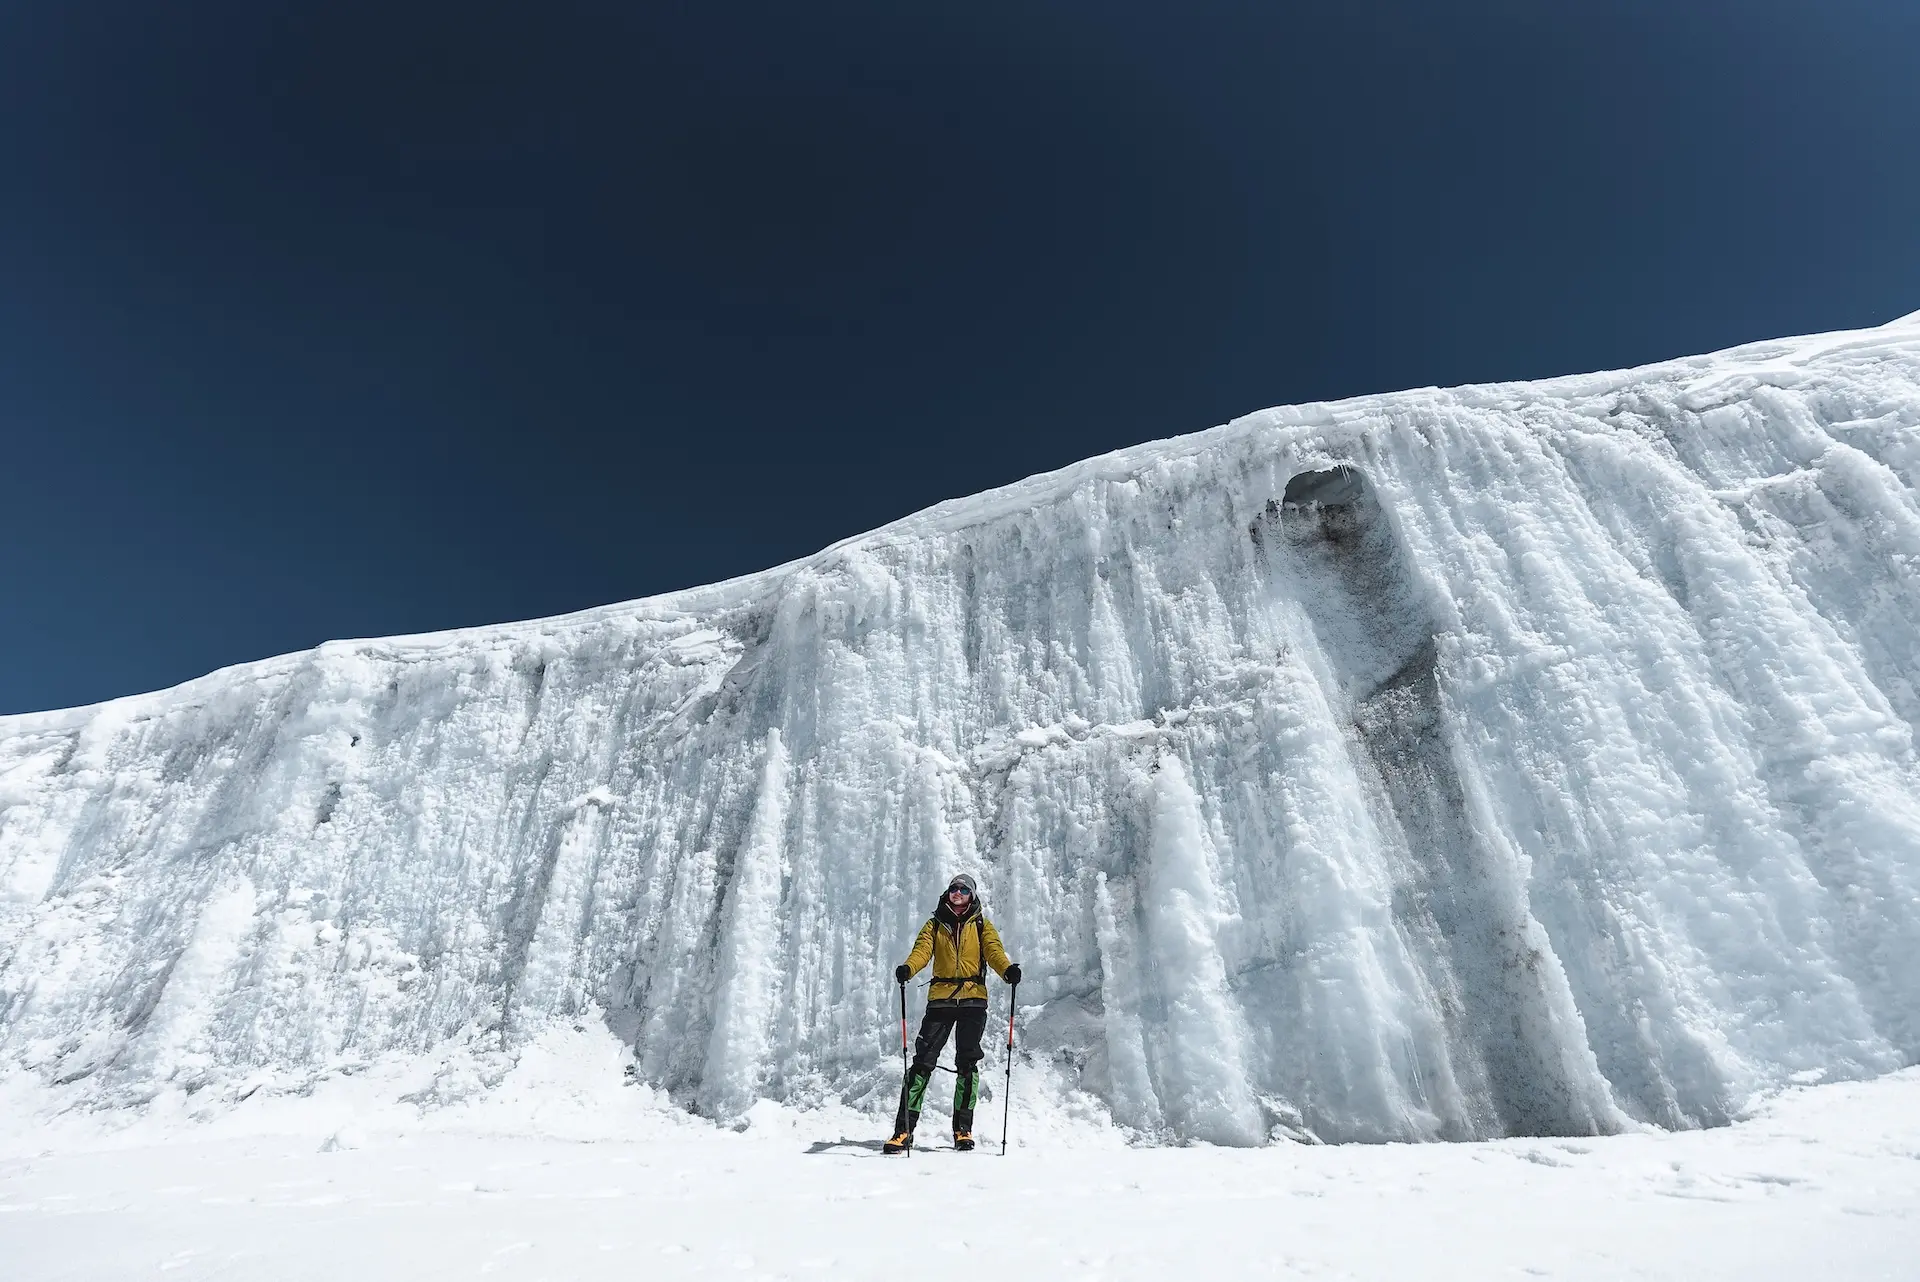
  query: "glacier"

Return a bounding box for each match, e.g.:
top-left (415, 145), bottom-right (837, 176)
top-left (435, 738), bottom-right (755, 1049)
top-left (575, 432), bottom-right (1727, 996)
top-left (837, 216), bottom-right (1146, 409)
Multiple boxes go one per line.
top-left (3, 314), bottom-right (1919, 1146)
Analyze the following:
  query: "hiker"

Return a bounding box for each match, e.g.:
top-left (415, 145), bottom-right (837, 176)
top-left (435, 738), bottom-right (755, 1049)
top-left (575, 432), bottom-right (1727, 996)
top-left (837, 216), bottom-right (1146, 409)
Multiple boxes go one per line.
top-left (885, 873), bottom-right (1020, 1153)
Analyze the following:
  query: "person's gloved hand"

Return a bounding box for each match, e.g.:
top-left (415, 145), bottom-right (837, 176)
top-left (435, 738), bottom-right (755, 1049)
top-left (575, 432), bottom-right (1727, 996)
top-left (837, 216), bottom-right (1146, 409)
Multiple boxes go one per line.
top-left (894, 963), bottom-right (911, 984)
top-left (1004, 963), bottom-right (1023, 985)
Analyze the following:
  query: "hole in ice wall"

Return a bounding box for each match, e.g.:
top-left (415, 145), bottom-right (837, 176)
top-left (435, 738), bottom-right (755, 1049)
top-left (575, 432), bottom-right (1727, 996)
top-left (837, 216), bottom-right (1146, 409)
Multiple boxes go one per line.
top-left (1260, 466), bottom-right (1611, 1138)
top-left (1281, 464), bottom-right (1366, 508)
top-left (1272, 466), bottom-right (1430, 698)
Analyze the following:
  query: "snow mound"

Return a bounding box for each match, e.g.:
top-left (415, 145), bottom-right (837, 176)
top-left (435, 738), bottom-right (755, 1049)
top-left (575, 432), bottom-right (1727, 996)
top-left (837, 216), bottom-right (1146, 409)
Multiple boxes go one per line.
top-left (3, 313), bottom-right (1919, 1145)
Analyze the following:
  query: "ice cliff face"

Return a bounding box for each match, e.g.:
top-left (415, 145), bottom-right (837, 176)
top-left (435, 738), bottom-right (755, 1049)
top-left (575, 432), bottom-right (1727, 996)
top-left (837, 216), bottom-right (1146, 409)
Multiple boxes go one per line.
top-left (5, 316), bottom-right (1920, 1144)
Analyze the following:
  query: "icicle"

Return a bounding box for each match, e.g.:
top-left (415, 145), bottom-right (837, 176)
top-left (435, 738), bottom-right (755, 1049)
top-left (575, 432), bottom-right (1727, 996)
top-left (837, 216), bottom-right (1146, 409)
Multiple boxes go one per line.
top-left (1141, 755), bottom-right (1263, 1146)
top-left (700, 730), bottom-right (791, 1120)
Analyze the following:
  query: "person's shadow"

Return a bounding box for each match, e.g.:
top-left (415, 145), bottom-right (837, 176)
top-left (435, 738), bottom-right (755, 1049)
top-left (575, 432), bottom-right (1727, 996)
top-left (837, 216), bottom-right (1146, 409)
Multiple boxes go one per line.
top-left (804, 1137), bottom-right (889, 1154)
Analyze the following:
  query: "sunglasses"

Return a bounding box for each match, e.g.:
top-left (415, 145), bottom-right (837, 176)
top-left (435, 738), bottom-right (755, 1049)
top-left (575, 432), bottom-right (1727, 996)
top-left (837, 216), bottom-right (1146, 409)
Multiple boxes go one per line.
top-left (946, 886), bottom-right (973, 897)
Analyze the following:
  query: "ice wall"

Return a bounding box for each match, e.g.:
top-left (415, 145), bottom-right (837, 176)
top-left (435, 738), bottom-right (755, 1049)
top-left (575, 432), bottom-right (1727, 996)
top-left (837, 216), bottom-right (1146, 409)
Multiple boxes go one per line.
top-left (4, 315), bottom-right (1919, 1144)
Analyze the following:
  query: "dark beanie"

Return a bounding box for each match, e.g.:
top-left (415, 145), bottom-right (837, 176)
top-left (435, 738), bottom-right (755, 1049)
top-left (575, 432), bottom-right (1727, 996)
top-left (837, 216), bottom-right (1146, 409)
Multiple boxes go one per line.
top-left (947, 873), bottom-right (979, 896)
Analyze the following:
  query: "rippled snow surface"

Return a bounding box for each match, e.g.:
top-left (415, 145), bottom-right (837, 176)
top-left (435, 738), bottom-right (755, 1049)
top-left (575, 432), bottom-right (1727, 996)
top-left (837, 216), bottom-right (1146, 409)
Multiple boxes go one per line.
top-left (4, 316), bottom-right (1919, 1145)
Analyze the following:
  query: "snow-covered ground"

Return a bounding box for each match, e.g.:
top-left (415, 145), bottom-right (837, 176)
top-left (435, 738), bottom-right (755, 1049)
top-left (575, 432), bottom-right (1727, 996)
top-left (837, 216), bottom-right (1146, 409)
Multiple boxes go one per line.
top-left (4, 311), bottom-right (1920, 1157)
top-left (2, 1023), bottom-right (1916, 1281)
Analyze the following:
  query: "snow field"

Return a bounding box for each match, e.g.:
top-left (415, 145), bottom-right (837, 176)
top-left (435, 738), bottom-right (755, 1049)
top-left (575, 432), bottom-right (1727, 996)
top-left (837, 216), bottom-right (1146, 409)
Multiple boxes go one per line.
top-left (3, 1049), bottom-right (1916, 1282)
top-left (2, 314), bottom-right (1919, 1146)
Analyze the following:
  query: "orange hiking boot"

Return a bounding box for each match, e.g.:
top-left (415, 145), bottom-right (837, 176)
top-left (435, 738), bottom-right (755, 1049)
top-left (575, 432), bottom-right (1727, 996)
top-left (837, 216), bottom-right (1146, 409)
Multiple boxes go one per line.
top-left (953, 1132), bottom-right (975, 1152)
top-left (882, 1131), bottom-right (914, 1155)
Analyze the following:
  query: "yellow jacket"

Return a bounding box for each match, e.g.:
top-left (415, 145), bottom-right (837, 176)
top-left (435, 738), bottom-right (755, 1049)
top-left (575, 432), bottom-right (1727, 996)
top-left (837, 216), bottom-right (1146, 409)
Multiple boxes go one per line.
top-left (904, 908), bottom-right (1012, 1003)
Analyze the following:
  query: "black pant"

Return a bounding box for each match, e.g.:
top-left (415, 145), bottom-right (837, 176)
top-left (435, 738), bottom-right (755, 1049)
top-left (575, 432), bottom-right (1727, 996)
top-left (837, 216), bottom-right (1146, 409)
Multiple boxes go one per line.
top-left (893, 1003), bottom-right (988, 1137)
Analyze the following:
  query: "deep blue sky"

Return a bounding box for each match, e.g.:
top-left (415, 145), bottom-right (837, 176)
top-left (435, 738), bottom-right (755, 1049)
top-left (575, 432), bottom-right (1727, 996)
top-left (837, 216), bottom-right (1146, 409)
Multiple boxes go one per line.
top-left (3, 1), bottom-right (1916, 714)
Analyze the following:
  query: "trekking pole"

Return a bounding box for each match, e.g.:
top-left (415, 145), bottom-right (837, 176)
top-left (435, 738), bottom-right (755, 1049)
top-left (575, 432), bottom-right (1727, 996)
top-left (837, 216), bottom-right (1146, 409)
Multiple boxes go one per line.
top-left (1001, 980), bottom-right (1018, 1156)
top-left (898, 979), bottom-right (911, 1158)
